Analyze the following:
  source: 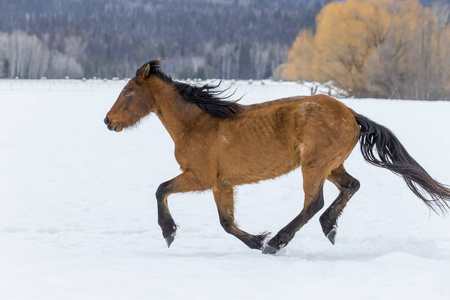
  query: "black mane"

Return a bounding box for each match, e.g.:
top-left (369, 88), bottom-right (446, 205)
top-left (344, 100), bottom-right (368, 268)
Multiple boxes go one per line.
top-left (143, 59), bottom-right (241, 119)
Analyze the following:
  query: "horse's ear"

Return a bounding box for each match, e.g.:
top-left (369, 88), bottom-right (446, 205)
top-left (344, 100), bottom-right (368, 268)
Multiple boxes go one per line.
top-left (136, 62), bottom-right (151, 81)
top-left (136, 59), bottom-right (163, 81)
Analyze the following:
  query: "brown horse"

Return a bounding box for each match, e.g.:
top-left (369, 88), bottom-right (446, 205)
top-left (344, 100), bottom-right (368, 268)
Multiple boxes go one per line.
top-left (104, 59), bottom-right (450, 254)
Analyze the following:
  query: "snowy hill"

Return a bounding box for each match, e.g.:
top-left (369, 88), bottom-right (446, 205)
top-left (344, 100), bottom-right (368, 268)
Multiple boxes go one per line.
top-left (1, 79), bottom-right (450, 299)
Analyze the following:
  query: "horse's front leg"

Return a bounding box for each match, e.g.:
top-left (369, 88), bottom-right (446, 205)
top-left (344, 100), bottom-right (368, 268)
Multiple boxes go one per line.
top-left (156, 171), bottom-right (209, 247)
top-left (213, 185), bottom-right (270, 250)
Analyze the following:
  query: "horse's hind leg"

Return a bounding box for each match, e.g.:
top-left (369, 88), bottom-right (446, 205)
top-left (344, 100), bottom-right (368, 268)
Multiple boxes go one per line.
top-left (320, 164), bottom-right (360, 245)
top-left (263, 166), bottom-right (326, 254)
top-left (213, 185), bottom-right (269, 250)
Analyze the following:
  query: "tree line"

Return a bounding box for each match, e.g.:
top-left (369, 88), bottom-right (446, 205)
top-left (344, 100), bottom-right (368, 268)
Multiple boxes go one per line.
top-left (276, 0), bottom-right (450, 100)
top-left (0, 0), bottom-right (330, 79)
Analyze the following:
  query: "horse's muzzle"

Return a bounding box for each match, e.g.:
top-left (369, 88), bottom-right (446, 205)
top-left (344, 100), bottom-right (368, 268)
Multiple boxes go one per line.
top-left (104, 116), bottom-right (118, 131)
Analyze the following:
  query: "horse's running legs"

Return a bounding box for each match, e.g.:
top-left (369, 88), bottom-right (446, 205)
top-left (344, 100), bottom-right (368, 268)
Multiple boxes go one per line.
top-left (320, 164), bottom-right (360, 244)
top-left (213, 186), bottom-right (269, 249)
top-left (156, 171), bottom-right (209, 247)
top-left (263, 166), bottom-right (326, 254)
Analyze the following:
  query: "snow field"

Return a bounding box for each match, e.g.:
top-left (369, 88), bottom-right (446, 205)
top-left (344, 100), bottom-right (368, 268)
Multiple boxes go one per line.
top-left (0, 79), bottom-right (450, 299)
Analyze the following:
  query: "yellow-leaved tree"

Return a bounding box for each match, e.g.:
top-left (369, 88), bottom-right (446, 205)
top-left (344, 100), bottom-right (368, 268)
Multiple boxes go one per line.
top-left (274, 29), bottom-right (315, 82)
top-left (276, 0), bottom-right (450, 99)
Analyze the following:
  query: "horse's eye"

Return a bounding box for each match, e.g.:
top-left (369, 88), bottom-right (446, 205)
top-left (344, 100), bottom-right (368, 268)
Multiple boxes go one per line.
top-left (123, 90), bottom-right (131, 96)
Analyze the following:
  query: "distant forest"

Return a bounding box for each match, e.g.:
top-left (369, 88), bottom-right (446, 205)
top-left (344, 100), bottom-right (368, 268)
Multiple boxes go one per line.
top-left (0, 0), bottom-right (331, 79)
top-left (0, 0), bottom-right (445, 79)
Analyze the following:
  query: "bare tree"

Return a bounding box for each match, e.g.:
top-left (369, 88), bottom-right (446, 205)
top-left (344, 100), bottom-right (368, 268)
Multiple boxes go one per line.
top-left (251, 43), bottom-right (270, 79)
top-left (0, 30), bottom-right (83, 78)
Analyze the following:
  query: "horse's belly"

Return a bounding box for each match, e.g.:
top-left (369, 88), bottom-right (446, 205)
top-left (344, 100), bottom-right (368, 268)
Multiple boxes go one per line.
top-left (218, 144), bottom-right (301, 185)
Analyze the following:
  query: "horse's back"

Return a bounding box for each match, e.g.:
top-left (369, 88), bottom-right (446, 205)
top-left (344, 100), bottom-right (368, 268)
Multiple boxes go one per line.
top-left (216, 94), bottom-right (360, 185)
top-left (241, 94), bottom-right (359, 144)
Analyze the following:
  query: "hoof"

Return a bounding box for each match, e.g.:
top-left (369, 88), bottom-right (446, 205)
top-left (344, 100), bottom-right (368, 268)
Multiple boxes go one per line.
top-left (164, 232), bottom-right (176, 248)
top-left (262, 245), bottom-right (279, 255)
top-left (254, 231), bottom-right (271, 250)
top-left (326, 227), bottom-right (337, 245)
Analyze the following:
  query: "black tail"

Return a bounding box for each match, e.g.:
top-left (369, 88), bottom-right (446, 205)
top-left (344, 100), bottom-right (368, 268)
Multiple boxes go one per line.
top-left (354, 114), bottom-right (450, 214)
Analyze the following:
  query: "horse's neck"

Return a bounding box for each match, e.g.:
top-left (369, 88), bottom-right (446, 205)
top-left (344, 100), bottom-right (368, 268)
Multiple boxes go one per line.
top-left (151, 81), bottom-right (203, 142)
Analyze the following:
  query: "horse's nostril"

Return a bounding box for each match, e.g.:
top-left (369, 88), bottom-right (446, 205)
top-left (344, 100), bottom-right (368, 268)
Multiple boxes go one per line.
top-left (104, 117), bottom-right (110, 125)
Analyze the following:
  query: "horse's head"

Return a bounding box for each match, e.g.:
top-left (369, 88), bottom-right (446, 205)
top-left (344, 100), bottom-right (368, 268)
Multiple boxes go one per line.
top-left (104, 60), bottom-right (160, 132)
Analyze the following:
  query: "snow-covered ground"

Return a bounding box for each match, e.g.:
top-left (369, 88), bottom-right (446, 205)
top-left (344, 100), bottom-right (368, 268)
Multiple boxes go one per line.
top-left (1, 79), bottom-right (450, 299)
